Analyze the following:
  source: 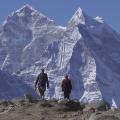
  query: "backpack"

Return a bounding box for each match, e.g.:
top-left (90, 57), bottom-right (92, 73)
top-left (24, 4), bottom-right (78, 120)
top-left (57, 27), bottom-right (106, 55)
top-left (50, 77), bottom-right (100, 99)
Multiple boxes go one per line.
top-left (38, 73), bottom-right (47, 87)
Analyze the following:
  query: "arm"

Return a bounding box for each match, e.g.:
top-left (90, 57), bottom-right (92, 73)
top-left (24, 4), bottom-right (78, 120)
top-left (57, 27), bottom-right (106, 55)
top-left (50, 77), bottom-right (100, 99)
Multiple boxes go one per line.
top-left (69, 80), bottom-right (72, 90)
top-left (46, 74), bottom-right (49, 88)
top-left (61, 80), bottom-right (64, 91)
top-left (35, 75), bottom-right (39, 89)
top-left (61, 80), bottom-right (63, 88)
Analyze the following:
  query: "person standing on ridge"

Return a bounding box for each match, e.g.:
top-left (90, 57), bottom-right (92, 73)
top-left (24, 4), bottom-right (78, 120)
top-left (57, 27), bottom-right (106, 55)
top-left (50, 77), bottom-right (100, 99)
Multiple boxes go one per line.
top-left (61, 75), bottom-right (72, 99)
top-left (35, 69), bottom-right (49, 99)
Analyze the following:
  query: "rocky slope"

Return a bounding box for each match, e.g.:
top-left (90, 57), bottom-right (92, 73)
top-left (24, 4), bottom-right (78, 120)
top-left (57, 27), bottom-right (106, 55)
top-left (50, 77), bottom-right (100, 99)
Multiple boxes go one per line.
top-left (0, 4), bottom-right (120, 107)
top-left (0, 98), bottom-right (120, 120)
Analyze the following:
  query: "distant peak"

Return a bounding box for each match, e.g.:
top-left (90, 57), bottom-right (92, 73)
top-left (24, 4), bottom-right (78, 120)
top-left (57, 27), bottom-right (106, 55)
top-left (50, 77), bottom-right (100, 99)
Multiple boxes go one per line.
top-left (68, 7), bottom-right (86, 26)
top-left (73, 7), bottom-right (85, 19)
top-left (21, 4), bottom-right (35, 11)
top-left (3, 4), bottom-right (55, 26)
top-left (15, 4), bottom-right (37, 14)
top-left (75, 7), bottom-right (83, 15)
top-left (6, 4), bottom-right (46, 19)
top-left (22, 4), bottom-right (32, 8)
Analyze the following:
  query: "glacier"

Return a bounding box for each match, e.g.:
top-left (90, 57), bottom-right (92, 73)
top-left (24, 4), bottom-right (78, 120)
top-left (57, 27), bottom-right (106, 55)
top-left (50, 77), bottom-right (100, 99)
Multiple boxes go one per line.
top-left (0, 4), bottom-right (120, 108)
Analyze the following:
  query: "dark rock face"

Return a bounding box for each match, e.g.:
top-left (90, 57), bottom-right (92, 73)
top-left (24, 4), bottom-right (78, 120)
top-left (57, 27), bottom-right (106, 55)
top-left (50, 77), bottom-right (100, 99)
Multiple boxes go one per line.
top-left (0, 70), bottom-right (35, 99)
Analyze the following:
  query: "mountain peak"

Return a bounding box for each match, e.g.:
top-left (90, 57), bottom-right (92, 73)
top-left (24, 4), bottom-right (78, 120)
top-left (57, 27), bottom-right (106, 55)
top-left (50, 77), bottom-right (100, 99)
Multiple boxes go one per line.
top-left (22, 4), bottom-right (33, 9)
top-left (68, 7), bottom-right (86, 26)
top-left (3, 4), bottom-right (47, 25)
top-left (76, 7), bottom-right (83, 15)
top-left (15, 4), bottom-right (38, 15)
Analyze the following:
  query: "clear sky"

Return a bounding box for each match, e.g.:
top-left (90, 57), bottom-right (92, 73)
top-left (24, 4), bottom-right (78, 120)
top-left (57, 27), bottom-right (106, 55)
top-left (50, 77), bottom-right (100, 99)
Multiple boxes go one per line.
top-left (0, 0), bottom-right (120, 32)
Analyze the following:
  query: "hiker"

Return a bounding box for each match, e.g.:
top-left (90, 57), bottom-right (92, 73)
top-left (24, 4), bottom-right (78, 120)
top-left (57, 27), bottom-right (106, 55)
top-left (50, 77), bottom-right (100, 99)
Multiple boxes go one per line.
top-left (61, 75), bottom-right (72, 99)
top-left (35, 69), bottom-right (49, 99)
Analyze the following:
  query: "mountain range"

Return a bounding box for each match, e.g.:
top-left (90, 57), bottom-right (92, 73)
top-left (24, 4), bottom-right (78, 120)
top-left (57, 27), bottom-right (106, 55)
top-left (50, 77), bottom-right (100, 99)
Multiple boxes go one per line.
top-left (0, 4), bottom-right (120, 108)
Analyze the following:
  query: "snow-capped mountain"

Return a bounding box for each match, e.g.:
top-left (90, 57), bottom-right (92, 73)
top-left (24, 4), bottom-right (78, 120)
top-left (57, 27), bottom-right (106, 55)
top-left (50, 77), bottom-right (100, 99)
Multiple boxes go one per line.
top-left (0, 4), bottom-right (120, 107)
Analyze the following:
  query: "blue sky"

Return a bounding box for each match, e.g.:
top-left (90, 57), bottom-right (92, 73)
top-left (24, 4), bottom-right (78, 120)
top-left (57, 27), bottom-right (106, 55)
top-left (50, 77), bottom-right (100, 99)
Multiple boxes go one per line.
top-left (0, 0), bottom-right (120, 32)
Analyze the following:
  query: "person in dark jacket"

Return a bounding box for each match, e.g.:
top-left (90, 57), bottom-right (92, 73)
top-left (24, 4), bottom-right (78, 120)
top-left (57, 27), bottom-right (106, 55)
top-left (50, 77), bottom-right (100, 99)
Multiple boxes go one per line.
top-left (35, 69), bottom-right (49, 99)
top-left (61, 75), bottom-right (72, 99)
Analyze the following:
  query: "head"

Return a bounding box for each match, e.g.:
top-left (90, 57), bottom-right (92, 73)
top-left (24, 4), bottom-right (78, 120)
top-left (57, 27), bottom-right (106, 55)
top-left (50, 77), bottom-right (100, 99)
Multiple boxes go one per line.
top-left (41, 69), bottom-right (44, 73)
top-left (65, 75), bottom-right (68, 79)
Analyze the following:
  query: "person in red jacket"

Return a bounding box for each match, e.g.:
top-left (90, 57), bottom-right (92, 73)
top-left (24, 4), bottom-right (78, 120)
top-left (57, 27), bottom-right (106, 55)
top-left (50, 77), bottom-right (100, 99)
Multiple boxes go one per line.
top-left (61, 75), bottom-right (72, 99)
